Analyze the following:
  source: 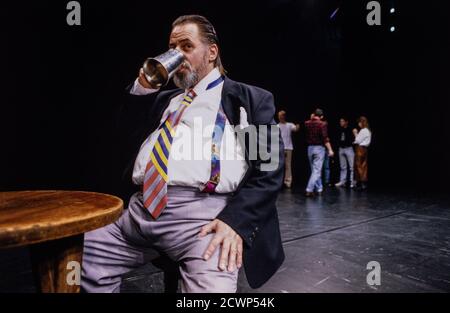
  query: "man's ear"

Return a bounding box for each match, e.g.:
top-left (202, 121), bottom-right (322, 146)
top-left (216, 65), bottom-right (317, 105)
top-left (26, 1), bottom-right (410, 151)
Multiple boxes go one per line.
top-left (209, 44), bottom-right (219, 63)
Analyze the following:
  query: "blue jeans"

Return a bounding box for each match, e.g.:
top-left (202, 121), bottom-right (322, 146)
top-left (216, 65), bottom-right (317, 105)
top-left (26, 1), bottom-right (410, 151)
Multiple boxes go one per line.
top-left (322, 153), bottom-right (330, 185)
top-left (306, 145), bottom-right (326, 193)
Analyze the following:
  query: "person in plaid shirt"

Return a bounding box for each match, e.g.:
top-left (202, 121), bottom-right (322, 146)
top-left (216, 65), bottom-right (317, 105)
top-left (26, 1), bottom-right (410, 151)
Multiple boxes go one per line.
top-left (304, 109), bottom-right (334, 197)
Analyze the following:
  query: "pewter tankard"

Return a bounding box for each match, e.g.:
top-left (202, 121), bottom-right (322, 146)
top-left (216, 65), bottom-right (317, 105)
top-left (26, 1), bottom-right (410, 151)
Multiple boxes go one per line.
top-left (142, 49), bottom-right (185, 88)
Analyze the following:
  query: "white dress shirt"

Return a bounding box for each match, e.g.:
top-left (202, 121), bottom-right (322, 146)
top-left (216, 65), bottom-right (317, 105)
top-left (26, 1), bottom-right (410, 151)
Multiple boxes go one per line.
top-left (130, 68), bottom-right (248, 193)
top-left (354, 128), bottom-right (372, 147)
top-left (277, 122), bottom-right (296, 150)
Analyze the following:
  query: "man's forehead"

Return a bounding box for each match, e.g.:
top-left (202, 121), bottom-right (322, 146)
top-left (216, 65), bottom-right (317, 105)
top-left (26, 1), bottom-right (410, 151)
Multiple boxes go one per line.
top-left (170, 23), bottom-right (199, 42)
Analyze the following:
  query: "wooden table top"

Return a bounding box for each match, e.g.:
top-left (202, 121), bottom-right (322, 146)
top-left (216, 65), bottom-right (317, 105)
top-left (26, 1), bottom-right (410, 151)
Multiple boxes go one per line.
top-left (0, 190), bottom-right (123, 248)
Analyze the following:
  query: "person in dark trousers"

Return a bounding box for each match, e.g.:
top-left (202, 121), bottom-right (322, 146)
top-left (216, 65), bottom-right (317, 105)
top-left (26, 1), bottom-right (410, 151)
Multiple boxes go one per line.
top-left (320, 115), bottom-right (332, 187)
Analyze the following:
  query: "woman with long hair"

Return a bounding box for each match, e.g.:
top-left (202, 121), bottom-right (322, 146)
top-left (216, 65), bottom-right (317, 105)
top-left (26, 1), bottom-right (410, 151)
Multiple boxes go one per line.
top-left (353, 116), bottom-right (372, 191)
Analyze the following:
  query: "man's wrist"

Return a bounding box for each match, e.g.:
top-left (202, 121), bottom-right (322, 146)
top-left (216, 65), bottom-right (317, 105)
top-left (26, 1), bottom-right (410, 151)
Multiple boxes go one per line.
top-left (130, 78), bottom-right (159, 95)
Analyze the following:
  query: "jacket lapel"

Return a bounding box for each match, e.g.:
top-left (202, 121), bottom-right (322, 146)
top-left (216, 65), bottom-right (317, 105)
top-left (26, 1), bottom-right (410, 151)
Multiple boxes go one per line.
top-left (221, 77), bottom-right (254, 171)
top-left (221, 77), bottom-right (244, 126)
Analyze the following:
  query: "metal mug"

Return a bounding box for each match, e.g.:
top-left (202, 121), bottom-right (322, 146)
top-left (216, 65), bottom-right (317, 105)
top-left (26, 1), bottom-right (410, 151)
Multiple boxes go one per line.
top-left (142, 49), bottom-right (185, 88)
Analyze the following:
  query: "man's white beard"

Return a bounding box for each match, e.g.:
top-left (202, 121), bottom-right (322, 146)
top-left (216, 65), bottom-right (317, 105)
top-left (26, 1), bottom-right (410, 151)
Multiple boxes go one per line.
top-left (173, 67), bottom-right (200, 90)
top-left (173, 56), bottom-right (208, 90)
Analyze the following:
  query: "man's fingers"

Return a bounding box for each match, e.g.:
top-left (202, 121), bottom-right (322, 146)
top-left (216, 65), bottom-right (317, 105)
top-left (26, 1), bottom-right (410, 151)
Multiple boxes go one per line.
top-left (199, 220), bottom-right (216, 237)
top-left (227, 241), bottom-right (238, 272)
top-left (199, 225), bottom-right (209, 237)
top-left (236, 238), bottom-right (243, 269)
top-left (201, 220), bottom-right (244, 272)
top-left (219, 239), bottom-right (231, 271)
top-left (204, 235), bottom-right (222, 261)
top-left (138, 68), bottom-right (146, 81)
top-left (138, 68), bottom-right (153, 88)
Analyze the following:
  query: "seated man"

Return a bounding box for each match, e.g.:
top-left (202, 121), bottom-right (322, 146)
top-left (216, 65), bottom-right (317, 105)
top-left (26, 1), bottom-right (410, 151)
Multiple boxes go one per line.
top-left (81, 15), bottom-right (285, 293)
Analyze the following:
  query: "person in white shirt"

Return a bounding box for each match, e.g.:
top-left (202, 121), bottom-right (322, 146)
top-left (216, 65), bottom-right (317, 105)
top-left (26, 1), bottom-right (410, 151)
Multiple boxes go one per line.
top-left (81, 15), bottom-right (285, 293)
top-left (353, 116), bottom-right (372, 190)
top-left (277, 110), bottom-right (299, 188)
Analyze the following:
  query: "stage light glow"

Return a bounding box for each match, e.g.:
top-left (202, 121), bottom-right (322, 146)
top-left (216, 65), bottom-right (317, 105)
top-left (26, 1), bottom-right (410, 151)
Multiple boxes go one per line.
top-left (330, 7), bottom-right (339, 20)
top-left (390, 26), bottom-right (396, 32)
top-left (390, 8), bottom-right (395, 13)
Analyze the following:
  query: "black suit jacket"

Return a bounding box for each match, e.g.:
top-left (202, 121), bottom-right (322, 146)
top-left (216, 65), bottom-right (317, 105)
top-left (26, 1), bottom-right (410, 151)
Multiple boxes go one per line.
top-left (116, 76), bottom-right (285, 288)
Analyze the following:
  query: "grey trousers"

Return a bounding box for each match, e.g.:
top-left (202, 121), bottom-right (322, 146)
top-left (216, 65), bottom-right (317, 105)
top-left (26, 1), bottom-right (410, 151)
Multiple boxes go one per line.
top-left (339, 147), bottom-right (355, 185)
top-left (81, 186), bottom-right (238, 293)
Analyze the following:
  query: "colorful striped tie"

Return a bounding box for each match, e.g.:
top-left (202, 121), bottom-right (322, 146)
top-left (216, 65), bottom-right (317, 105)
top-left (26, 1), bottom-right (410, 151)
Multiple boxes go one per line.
top-left (143, 89), bottom-right (197, 219)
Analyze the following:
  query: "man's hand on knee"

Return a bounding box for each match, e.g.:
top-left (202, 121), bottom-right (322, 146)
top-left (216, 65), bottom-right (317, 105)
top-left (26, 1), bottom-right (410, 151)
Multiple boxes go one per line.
top-left (199, 219), bottom-right (243, 272)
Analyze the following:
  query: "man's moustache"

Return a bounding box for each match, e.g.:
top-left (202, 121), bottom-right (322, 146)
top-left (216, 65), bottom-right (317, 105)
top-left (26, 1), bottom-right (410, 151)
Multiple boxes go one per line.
top-left (180, 62), bottom-right (191, 70)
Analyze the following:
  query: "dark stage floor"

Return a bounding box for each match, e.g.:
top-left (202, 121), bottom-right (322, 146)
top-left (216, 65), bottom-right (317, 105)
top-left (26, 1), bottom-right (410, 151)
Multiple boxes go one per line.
top-left (1, 188), bottom-right (450, 293)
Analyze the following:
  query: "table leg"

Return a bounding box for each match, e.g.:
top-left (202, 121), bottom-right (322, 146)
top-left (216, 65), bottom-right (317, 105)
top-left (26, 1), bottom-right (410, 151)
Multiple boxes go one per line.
top-left (29, 234), bottom-right (84, 293)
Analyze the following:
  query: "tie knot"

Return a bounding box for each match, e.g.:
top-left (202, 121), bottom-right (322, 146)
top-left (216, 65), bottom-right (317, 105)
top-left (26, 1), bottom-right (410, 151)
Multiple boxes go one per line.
top-left (187, 89), bottom-right (197, 100)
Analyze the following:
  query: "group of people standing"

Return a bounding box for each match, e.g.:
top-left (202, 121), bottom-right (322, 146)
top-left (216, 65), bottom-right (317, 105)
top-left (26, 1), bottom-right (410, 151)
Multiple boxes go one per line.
top-left (277, 108), bottom-right (372, 196)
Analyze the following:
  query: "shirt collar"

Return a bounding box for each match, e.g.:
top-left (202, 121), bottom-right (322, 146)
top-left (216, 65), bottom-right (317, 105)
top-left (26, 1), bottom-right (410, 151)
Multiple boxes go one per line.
top-left (189, 67), bottom-right (221, 96)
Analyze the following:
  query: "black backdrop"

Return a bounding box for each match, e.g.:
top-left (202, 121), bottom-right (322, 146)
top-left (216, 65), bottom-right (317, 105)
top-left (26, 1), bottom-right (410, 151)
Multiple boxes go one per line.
top-left (2, 0), bottom-right (450, 195)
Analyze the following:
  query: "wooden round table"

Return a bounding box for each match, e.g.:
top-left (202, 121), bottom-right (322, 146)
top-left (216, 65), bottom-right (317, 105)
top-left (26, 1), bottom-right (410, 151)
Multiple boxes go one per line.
top-left (0, 190), bottom-right (123, 293)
